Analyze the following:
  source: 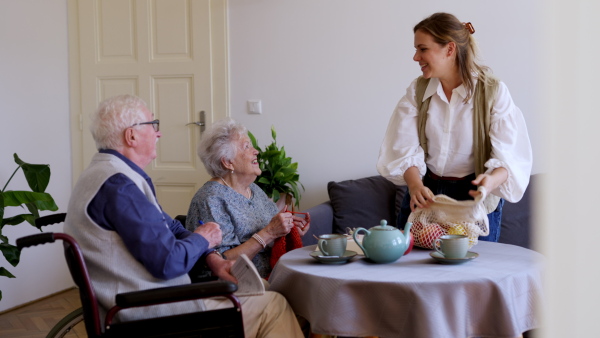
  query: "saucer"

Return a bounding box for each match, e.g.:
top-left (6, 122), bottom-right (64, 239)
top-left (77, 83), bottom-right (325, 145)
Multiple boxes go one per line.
top-left (430, 251), bottom-right (478, 264)
top-left (310, 250), bottom-right (357, 264)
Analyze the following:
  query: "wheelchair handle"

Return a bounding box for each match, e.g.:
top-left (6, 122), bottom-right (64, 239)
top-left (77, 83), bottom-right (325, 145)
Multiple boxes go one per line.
top-left (16, 233), bottom-right (56, 249)
top-left (35, 213), bottom-right (67, 228)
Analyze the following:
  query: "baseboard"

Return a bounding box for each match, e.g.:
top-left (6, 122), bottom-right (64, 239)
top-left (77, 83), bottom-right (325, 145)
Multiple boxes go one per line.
top-left (0, 286), bottom-right (77, 315)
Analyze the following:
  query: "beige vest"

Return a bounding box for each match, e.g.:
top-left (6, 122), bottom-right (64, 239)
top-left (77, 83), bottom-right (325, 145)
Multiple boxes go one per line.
top-left (414, 72), bottom-right (501, 213)
top-left (64, 152), bottom-right (205, 323)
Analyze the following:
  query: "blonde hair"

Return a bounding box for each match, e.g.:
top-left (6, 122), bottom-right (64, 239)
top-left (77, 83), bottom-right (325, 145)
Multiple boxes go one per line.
top-left (414, 12), bottom-right (490, 102)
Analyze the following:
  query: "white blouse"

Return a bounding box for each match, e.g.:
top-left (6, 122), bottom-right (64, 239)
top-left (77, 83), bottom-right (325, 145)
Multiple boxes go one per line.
top-left (377, 77), bottom-right (532, 203)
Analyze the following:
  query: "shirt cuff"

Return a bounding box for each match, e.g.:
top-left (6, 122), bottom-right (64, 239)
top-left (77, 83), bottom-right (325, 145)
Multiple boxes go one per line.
top-left (379, 158), bottom-right (426, 186)
top-left (484, 158), bottom-right (512, 196)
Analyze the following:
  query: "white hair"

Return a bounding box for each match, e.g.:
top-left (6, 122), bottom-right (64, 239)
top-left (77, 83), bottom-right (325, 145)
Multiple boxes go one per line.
top-left (198, 118), bottom-right (247, 177)
top-left (90, 95), bottom-right (148, 150)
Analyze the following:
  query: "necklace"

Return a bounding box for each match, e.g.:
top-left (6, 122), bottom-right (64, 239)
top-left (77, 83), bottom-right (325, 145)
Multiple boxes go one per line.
top-left (219, 177), bottom-right (251, 199)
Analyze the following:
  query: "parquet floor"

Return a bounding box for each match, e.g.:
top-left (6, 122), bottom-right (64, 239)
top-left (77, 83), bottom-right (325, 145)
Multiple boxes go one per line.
top-left (0, 288), bottom-right (85, 338)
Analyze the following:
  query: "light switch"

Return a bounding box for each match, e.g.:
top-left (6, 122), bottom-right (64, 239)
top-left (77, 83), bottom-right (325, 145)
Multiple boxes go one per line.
top-left (247, 100), bottom-right (262, 114)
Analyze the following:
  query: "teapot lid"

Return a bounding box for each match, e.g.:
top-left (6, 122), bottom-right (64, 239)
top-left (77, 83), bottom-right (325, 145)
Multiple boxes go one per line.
top-left (372, 219), bottom-right (397, 231)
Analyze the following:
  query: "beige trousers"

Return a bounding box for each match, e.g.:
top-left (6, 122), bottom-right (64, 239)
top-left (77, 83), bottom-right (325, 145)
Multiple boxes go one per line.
top-left (205, 290), bottom-right (304, 338)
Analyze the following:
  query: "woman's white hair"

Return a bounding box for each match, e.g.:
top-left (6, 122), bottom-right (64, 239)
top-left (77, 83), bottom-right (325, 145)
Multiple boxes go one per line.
top-left (198, 118), bottom-right (247, 177)
top-left (90, 95), bottom-right (148, 150)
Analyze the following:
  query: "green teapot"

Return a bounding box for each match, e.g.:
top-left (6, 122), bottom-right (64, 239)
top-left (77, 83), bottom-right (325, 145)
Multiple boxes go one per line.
top-left (353, 220), bottom-right (413, 263)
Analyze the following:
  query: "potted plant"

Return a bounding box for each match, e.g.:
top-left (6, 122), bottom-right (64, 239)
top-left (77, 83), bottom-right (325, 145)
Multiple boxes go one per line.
top-left (0, 153), bottom-right (58, 301)
top-left (248, 126), bottom-right (304, 209)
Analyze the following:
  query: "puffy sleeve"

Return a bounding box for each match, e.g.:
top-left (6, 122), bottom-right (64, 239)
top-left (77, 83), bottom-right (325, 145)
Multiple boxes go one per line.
top-left (486, 81), bottom-right (533, 202)
top-left (376, 78), bottom-right (427, 186)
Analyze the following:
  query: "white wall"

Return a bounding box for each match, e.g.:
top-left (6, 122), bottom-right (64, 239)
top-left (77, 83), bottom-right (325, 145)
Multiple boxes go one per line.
top-left (228, 0), bottom-right (544, 210)
top-left (0, 0), bottom-right (73, 311)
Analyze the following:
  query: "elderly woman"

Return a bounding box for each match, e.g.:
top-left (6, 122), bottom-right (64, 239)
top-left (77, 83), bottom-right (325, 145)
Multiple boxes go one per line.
top-left (186, 118), bottom-right (310, 278)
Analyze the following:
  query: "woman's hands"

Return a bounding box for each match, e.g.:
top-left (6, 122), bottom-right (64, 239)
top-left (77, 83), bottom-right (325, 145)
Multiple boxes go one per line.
top-left (405, 166), bottom-right (434, 211)
top-left (403, 166), bottom-right (509, 210)
top-left (263, 212), bottom-right (295, 242)
top-left (293, 212), bottom-right (311, 236)
top-left (469, 167), bottom-right (508, 199)
top-left (261, 209), bottom-right (312, 241)
top-left (223, 208), bottom-right (308, 262)
top-left (408, 184), bottom-right (435, 211)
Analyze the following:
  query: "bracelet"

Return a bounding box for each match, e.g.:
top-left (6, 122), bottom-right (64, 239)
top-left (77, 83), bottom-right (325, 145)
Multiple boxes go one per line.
top-left (252, 233), bottom-right (267, 249)
top-left (207, 250), bottom-right (222, 258)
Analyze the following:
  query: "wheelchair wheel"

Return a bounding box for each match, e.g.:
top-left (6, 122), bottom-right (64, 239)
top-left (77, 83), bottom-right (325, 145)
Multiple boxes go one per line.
top-left (46, 307), bottom-right (84, 338)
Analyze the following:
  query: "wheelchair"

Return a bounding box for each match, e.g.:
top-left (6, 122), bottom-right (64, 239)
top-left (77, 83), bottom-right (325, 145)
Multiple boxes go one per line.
top-left (17, 213), bottom-right (244, 338)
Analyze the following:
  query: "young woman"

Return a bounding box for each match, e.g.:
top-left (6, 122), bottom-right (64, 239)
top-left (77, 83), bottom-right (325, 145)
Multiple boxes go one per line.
top-left (377, 12), bottom-right (532, 241)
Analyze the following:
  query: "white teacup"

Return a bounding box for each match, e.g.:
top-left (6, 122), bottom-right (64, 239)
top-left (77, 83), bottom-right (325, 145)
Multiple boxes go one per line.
top-left (434, 235), bottom-right (469, 259)
top-left (317, 234), bottom-right (347, 257)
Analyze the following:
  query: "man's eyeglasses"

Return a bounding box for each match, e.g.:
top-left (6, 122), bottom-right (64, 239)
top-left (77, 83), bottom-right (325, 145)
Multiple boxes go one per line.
top-left (130, 119), bottom-right (160, 132)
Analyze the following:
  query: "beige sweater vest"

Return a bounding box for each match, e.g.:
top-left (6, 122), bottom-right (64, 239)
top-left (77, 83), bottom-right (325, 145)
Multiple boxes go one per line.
top-left (415, 72), bottom-right (501, 212)
top-left (64, 152), bottom-right (205, 323)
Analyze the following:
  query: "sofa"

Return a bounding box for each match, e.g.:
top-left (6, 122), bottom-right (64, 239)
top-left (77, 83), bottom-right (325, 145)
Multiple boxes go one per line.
top-left (302, 174), bottom-right (540, 249)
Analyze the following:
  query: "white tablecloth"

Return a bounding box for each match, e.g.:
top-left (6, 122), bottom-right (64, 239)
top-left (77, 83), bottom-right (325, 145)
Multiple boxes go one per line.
top-left (268, 241), bottom-right (544, 338)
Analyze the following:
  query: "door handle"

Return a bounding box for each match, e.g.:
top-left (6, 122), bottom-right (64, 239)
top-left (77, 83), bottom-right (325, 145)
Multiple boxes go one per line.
top-left (186, 111), bottom-right (206, 132)
top-left (186, 122), bottom-right (205, 126)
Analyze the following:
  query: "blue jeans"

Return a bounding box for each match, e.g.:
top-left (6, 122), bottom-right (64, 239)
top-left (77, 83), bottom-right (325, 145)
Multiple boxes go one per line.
top-left (396, 172), bottom-right (503, 242)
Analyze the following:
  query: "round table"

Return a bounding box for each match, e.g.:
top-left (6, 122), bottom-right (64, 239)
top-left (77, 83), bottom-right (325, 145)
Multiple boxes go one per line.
top-left (268, 241), bottom-right (544, 338)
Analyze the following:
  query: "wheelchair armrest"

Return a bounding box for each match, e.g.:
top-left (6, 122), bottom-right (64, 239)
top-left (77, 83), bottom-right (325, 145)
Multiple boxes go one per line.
top-left (115, 280), bottom-right (238, 308)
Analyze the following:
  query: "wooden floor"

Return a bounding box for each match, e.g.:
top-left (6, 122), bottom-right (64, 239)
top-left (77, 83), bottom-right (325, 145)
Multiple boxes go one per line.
top-left (0, 288), bottom-right (85, 338)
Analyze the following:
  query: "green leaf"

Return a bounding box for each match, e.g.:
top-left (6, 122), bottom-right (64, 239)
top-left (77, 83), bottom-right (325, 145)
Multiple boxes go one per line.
top-left (2, 191), bottom-right (58, 211)
top-left (277, 167), bottom-right (297, 176)
top-left (248, 131), bottom-right (261, 152)
top-left (0, 243), bottom-right (21, 267)
top-left (14, 154), bottom-right (52, 193)
top-left (0, 192), bottom-right (4, 221)
top-left (2, 214), bottom-right (32, 227)
top-left (271, 189), bottom-right (281, 202)
top-left (248, 126), bottom-right (304, 205)
top-left (16, 212), bottom-right (39, 228)
top-left (1, 154), bottom-right (57, 288)
top-left (0, 267), bottom-right (16, 278)
top-left (257, 177), bottom-right (271, 185)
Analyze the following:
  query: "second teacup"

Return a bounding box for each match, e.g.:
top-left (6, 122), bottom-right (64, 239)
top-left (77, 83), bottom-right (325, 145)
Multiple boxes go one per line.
top-left (318, 234), bottom-right (347, 257)
top-left (434, 234), bottom-right (469, 259)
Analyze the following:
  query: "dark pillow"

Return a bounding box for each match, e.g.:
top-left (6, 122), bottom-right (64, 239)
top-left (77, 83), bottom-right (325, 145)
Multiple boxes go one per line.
top-left (327, 176), bottom-right (407, 234)
top-left (499, 174), bottom-right (540, 249)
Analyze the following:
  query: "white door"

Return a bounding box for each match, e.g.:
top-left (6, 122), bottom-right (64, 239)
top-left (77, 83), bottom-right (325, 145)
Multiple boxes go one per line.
top-left (69, 0), bottom-right (228, 216)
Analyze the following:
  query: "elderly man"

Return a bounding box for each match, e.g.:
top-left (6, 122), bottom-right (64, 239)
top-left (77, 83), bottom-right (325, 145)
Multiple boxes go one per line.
top-left (64, 94), bottom-right (303, 338)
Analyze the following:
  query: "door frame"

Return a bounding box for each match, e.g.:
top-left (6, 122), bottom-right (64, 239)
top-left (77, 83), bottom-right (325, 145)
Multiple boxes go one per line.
top-left (67, 0), bottom-right (229, 185)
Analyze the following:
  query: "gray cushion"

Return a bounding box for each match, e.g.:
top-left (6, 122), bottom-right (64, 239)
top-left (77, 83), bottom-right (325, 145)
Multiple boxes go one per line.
top-left (327, 176), bottom-right (407, 234)
top-left (499, 174), bottom-right (540, 249)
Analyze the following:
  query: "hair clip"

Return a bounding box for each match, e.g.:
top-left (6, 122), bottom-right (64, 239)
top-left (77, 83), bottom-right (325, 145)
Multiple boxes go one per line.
top-left (463, 22), bottom-right (475, 34)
